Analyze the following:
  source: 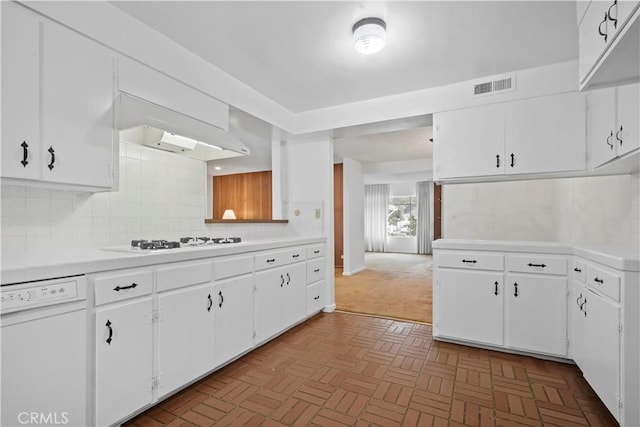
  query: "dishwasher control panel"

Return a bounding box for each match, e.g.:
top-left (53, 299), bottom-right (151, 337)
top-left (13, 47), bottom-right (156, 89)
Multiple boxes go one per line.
top-left (1, 277), bottom-right (85, 313)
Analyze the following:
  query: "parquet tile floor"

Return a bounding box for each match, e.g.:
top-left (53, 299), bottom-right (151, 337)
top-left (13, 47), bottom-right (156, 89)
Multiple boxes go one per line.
top-left (124, 312), bottom-right (618, 427)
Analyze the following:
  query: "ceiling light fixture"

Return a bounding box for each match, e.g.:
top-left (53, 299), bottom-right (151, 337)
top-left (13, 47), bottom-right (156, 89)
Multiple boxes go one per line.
top-left (352, 17), bottom-right (386, 54)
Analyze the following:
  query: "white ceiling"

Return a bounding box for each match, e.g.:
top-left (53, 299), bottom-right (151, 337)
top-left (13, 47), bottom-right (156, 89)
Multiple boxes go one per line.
top-left (111, 1), bottom-right (579, 173)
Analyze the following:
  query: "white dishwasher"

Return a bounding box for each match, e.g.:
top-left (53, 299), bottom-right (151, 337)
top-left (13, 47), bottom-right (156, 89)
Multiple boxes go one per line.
top-left (1, 276), bottom-right (87, 427)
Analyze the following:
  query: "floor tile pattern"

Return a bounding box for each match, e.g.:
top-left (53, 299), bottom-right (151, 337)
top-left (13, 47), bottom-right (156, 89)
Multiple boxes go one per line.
top-left (125, 312), bottom-right (617, 427)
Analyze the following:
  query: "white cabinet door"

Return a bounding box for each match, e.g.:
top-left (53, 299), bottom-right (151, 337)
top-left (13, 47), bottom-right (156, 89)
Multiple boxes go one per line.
top-left (505, 92), bottom-right (586, 174)
top-left (95, 298), bottom-right (153, 427)
top-left (157, 284), bottom-right (216, 398)
top-left (255, 262), bottom-right (306, 343)
top-left (433, 103), bottom-right (504, 179)
top-left (616, 83), bottom-right (640, 156)
top-left (285, 262), bottom-right (308, 326)
top-left (435, 269), bottom-right (504, 346)
top-left (255, 267), bottom-right (289, 343)
top-left (569, 280), bottom-right (586, 365)
top-left (587, 87), bottom-right (617, 168)
top-left (579, 2), bottom-right (613, 83)
top-left (214, 275), bottom-right (254, 366)
top-left (505, 274), bottom-right (568, 356)
top-left (1, 2), bottom-right (41, 180)
top-left (41, 21), bottom-right (114, 188)
top-left (581, 289), bottom-right (621, 420)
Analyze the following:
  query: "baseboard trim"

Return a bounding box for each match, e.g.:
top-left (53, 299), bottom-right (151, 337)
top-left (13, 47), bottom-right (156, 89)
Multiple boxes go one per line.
top-left (323, 304), bottom-right (337, 313)
top-left (342, 266), bottom-right (365, 276)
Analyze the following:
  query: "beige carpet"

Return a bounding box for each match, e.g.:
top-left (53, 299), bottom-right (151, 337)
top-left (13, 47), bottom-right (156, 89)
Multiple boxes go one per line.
top-left (335, 252), bottom-right (433, 324)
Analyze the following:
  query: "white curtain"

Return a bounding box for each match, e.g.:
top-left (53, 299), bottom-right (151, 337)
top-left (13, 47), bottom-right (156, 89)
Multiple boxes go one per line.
top-left (364, 184), bottom-right (389, 252)
top-left (416, 181), bottom-right (432, 254)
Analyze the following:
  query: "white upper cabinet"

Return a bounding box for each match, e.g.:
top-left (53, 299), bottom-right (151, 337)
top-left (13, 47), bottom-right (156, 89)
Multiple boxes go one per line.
top-left (41, 21), bottom-right (115, 189)
top-left (1, 2), bottom-right (41, 181)
top-left (504, 92), bottom-right (586, 175)
top-left (579, 0), bottom-right (640, 89)
top-left (615, 83), bottom-right (640, 156)
top-left (1, 2), bottom-right (116, 191)
top-left (587, 83), bottom-right (639, 168)
top-left (433, 103), bottom-right (504, 179)
top-left (433, 92), bottom-right (586, 182)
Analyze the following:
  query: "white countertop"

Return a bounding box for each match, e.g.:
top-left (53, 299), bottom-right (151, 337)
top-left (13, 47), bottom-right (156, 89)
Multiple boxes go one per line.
top-left (1, 236), bottom-right (326, 285)
top-left (433, 239), bottom-right (640, 271)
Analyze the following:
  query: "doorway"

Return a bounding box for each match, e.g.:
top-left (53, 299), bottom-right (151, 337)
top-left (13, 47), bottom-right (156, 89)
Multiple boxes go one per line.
top-left (333, 169), bottom-right (440, 324)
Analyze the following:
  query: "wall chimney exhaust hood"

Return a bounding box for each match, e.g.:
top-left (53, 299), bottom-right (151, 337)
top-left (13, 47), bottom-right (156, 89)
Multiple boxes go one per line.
top-left (116, 93), bottom-right (250, 161)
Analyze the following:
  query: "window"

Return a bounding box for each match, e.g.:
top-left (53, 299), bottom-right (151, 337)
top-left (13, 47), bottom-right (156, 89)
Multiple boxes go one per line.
top-left (388, 196), bottom-right (417, 237)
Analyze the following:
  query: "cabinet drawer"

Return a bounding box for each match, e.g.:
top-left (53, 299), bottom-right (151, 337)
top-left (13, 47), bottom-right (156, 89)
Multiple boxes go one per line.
top-left (157, 261), bottom-right (212, 293)
top-left (507, 254), bottom-right (568, 275)
top-left (307, 244), bottom-right (325, 259)
top-left (572, 259), bottom-right (586, 283)
top-left (307, 258), bottom-right (325, 284)
top-left (307, 281), bottom-right (324, 314)
top-left (436, 251), bottom-right (504, 271)
top-left (586, 263), bottom-right (621, 301)
top-left (93, 269), bottom-right (153, 306)
top-left (213, 255), bottom-right (253, 280)
top-left (255, 246), bottom-right (306, 270)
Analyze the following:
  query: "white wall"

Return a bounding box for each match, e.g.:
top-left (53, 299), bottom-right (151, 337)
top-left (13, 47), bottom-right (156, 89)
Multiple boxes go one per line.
top-left (555, 173), bottom-right (640, 250)
top-left (1, 142), bottom-right (296, 263)
top-left (343, 158), bottom-right (365, 275)
top-left (283, 138), bottom-right (336, 310)
top-left (442, 173), bottom-right (640, 251)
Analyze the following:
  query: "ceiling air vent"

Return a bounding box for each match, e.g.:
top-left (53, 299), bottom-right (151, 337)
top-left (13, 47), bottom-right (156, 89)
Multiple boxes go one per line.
top-left (474, 82), bottom-right (493, 95)
top-left (472, 75), bottom-right (516, 97)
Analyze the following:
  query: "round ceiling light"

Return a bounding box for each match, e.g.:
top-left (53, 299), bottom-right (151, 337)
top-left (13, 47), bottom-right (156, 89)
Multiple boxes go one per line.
top-left (352, 17), bottom-right (386, 54)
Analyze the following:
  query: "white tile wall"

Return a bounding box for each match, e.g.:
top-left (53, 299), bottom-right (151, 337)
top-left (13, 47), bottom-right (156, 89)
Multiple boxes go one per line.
top-left (1, 143), bottom-right (296, 262)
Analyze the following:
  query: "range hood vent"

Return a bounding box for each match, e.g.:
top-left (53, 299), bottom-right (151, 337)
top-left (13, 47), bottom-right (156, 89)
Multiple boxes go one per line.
top-left (116, 93), bottom-right (250, 161)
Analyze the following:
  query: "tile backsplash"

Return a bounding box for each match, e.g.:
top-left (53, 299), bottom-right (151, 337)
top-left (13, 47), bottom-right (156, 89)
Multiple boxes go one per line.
top-left (1, 143), bottom-right (295, 262)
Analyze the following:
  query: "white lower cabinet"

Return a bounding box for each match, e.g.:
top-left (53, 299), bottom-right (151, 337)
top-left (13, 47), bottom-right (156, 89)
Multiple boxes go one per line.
top-left (214, 275), bottom-right (254, 366)
top-left (435, 269), bottom-right (504, 346)
top-left (95, 298), bottom-right (153, 427)
top-left (90, 241), bottom-right (324, 426)
top-left (255, 262), bottom-right (306, 344)
top-left (434, 249), bottom-right (568, 357)
top-left (505, 274), bottom-right (567, 356)
top-left (569, 256), bottom-right (639, 425)
top-left (157, 284), bottom-right (215, 398)
top-left (306, 251), bottom-right (326, 315)
top-left (580, 288), bottom-right (620, 419)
